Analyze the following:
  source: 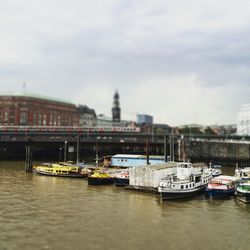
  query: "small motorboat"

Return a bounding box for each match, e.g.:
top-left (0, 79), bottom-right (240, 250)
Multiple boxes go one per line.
top-left (205, 175), bottom-right (237, 199)
top-left (235, 181), bottom-right (250, 203)
top-left (114, 169), bottom-right (129, 186)
top-left (204, 164), bottom-right (222, 177)
top-left (235, 166), bottom-right (250, 181)
top-left (87, 171), bottom-right (114, 185)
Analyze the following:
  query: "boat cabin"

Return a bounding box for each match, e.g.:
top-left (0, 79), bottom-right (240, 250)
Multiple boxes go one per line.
top-left (176, 162), bottom-right (203, 180)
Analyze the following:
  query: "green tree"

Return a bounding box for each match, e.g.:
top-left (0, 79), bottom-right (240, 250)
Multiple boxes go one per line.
top-left (204, 126), bottom-right (216, 135)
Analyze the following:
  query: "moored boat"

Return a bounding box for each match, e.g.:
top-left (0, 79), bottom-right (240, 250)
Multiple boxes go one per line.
top-left (158, 162), bottom-right (212, 200)
top-left (235, 166), bottom-right (250, 181)
top-left (33, 163), bottom-right (89, 178)
top-left (87, 171), bottom-right (114, 185)
top-left (114, 169), bottom-right (129, 186)
top-left (235, 181), bottom-right (250, 203)
top-left (204, 164), bottom-right (222, 177)
top-left (205, 175), bottom-right (237, 199)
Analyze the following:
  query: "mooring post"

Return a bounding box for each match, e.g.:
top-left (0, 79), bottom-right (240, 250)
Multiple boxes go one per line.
top-left (146, 140), bottom-right (149, 165)
top-left (164, 135), bottom-right (168, 162)
top-left (95, 140), bottom-right (98, 167)
top-left (25, 145), bottom-right (33, 172)
top-left (76, 135), bottom-right (80, 164)
top-left (64, 141), bottom-right (67, 162)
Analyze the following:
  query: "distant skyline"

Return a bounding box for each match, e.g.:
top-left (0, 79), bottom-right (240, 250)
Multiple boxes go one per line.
top-left (1, 0), bottom-right (250, 126)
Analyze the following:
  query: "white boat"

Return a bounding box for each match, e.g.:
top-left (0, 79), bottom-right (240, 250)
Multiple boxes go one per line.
top-left (235, 181), bottom-right (250, 203)
top-left (204, 164), bottom-right (222, 177)
top-left (235, 166), bottom-right (250, 181)
top-left (158, 162), bottom-right (212, 200)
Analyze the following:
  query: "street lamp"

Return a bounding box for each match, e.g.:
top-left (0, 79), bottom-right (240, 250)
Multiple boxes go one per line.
top-left (59, 147), bottom-right (62, 161)
top-left (64, 141), bottom-right (67, 162)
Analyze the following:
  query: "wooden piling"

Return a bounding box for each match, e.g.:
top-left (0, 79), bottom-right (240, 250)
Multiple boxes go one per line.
top-left (164, 135), bottom-right (168, 162)
top-left (146, 140), bottom-right (149, 165)
top-left (25, 146), bottom-right (33, 172)
top-left (76, 135), bottom-right (80, 164)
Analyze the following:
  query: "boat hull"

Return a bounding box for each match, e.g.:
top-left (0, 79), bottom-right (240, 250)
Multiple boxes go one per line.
top-left (88, 177), bottom-right (114, 185)
top-left (160, 185), bottom-right (207, 200)
top-left (205, 188), bottom-right (235, 199)
top-left (34, 170), bottom-right (88, 178)
top-left (114, 178), bottom-right (129, 186)
top-left (235, 191), bottom-right (250, 203)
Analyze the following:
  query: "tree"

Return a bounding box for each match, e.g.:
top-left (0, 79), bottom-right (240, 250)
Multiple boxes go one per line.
top-left (204, 126), bottom-right (216, 135)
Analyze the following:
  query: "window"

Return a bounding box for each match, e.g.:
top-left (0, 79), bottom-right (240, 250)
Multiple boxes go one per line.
top-left (33, 114), bottom-right (37, 125)
top-left (53, 115), bottom-right (57, 126)
top-left (49, 114), bottom-right (53, 126)
top-left (20, 112), bottom-right (28, 125)
top-left (10, 112), bottom-right (14, 125)
top-left (43, 114), bottom-right (47, 125)
top-left (4, 112), bottom-right (8, 125)
top-left (38, 114), bottom-right (42, 125)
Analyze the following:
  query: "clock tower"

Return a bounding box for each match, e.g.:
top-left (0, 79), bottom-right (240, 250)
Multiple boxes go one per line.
top-left (112, 91), bottom-right (121, 123)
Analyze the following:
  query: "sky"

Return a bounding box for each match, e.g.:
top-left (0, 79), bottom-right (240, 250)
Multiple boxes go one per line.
top-left (1, 0), bottom-right (250, 126)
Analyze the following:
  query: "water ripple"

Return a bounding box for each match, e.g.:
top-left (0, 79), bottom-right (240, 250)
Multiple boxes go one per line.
top-left (0, 162), bottom-right (249, 250)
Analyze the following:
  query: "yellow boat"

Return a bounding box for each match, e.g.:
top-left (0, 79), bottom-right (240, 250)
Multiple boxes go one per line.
top-left (87, 171), bottom-right (114, 185)
top-left (33, 163), bottom-right (89, 178)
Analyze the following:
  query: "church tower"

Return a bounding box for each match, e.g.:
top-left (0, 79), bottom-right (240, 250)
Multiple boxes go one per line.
top-left (112, 90), bottom-right (121, 123)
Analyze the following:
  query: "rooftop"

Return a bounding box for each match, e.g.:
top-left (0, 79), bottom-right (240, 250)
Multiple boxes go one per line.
top-left (0, 92), bottom-right (75, 105)
top-left (112, 154), bottom-right (165, 159)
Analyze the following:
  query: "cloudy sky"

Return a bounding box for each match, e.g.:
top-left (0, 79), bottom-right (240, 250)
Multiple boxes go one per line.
top-left (1, 0), bottom-right (250, 126)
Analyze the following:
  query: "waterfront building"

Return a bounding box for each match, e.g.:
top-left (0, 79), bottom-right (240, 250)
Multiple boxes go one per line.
top-left (0, 92), bottom-right (95, 126)
top-left (97, 114), bottom-right (113, 127)
top-left (136, 114), bottom-right (154, 133)
top-left (136, 114), bottom-right (153, 125)
top-left (77, 105), bottom-right (97, 127)
top-left (237, 104), bottom-right (250, 135)
top-left (97, 114), bottom-right (134, 128)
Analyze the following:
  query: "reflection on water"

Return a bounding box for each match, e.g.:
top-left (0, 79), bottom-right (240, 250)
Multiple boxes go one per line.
top-left (0, 162), bottom-right (249, 250)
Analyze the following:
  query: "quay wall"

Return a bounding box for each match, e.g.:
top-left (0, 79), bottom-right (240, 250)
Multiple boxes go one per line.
top-left (1, 132), bottom-right (250, 166)
top-left (187, 140), bottom-right (250, 167)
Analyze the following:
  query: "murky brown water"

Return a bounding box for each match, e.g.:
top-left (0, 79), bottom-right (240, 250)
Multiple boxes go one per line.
top-left (0, 161), bottom-right (249, 250)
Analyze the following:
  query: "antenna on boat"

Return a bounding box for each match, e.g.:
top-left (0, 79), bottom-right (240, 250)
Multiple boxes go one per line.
top-left (95, 140), bottom-right (98, 167)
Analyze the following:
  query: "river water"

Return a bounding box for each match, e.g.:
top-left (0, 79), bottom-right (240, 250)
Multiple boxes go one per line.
top-left (0, 161), bottom-right (249, 250)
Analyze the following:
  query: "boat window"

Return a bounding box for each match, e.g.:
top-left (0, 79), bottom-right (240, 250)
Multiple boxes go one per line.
top-left (186, 185), bottom-right (188, 188)
top-left (181, 185), bottom-right (183, 189)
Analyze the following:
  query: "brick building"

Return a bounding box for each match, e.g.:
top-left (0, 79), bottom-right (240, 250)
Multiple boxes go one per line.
top-left (0, 93), bottom-right (96, 126)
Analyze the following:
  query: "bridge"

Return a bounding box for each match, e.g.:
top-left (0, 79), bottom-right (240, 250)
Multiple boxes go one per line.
top-left (1, 126), bottom-right (250, 166)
